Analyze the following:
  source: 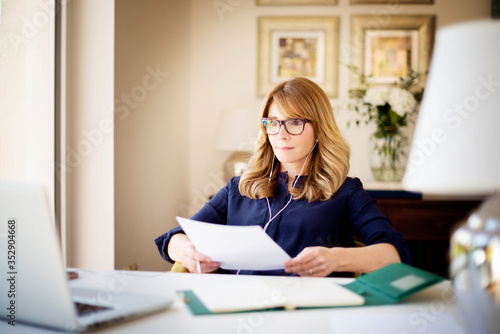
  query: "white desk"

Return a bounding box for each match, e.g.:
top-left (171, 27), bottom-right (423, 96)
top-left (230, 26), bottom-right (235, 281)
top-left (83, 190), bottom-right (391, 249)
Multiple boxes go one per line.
top-left (1, 270), bottom-right (468, 334)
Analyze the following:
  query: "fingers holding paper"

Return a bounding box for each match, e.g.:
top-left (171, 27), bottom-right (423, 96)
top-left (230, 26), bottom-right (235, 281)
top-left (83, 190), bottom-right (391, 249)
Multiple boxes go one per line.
top-left (181, 244), bottom-right (221, 273)
top-left (168, 233), bottom-right (220, 273)
top-left (284, 246), bottom-right (338, 277)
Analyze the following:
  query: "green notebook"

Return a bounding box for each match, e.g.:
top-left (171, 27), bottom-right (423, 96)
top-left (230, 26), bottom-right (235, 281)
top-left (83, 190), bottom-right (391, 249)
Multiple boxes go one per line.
top-left (180, 263), bottom-right (444, 315)
top-left (342, 263), bottom-right (445, 306)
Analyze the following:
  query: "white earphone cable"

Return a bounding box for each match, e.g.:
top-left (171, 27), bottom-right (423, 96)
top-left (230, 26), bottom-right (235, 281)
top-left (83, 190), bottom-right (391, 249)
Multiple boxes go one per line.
top-left (236, 140), bottom-right (317, 276)
top-left (263, 139), bottom-right (318, 232)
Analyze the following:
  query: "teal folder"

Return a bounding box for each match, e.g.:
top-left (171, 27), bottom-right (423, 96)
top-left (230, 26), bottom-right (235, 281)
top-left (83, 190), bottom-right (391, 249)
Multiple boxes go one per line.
top-left (180, 263), bottom-right (445, 315)
top-left (342, 263), bottom-right (445, 306)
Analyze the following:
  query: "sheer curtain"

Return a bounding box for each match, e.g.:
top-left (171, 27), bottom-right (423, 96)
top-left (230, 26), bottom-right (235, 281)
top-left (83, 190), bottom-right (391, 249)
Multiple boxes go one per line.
top-left (0, 0), bottom-right (55, 208)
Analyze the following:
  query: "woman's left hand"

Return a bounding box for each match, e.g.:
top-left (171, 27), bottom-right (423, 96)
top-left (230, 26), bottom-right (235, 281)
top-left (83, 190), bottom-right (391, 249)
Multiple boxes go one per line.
top-left (284, 246), bottom-right (338, 277)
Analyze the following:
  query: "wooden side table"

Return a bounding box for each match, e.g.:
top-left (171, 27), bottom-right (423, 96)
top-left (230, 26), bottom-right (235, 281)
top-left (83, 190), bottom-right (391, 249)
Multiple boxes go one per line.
top-left (365, 183), bottom-right (483, 278)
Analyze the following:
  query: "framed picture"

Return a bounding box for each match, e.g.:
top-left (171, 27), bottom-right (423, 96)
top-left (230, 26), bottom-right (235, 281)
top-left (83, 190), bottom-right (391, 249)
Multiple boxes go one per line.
top-left (364, 29), bottom-right (419, 84)
top-left (350, 0), bottom-right (433, 3)
top-left (257, 0), bottom-right (337, 5)
top-left (350, 15), bottom-right (435, 88)
top-left (258, 16), bottom-right (339, 97)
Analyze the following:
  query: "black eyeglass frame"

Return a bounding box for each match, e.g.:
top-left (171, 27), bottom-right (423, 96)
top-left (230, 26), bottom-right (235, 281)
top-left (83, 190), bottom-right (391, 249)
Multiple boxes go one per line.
top-left (261, 118), bottom-right (311, 136)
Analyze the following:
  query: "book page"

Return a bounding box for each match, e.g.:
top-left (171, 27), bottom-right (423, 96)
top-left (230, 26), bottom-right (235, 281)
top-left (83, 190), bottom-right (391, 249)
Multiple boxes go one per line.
top-left (285, 278), bottom-right (364, 308)
top-left (190, 278), bottom-right (364, 313)
top-left (192, 280), bottom-right (285, 313)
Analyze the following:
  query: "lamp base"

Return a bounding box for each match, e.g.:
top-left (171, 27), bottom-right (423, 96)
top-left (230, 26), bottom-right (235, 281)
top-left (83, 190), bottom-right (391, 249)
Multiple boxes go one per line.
top-left (450, 194), bottom-right (500, 334)
top-left (223, 151), bottom-right (252, 183)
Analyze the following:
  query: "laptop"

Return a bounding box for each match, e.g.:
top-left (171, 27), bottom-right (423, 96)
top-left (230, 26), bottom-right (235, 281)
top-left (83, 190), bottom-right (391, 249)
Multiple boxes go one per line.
top-left (0, 183), bottom-right (172, 332)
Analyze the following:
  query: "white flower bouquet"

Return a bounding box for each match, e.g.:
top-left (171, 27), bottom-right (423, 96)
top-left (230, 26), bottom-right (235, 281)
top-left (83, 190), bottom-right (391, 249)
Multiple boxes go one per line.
top-left (348, 66), bottom-right (422, 133)
top-left (347, 65), bottom-right (423, 181)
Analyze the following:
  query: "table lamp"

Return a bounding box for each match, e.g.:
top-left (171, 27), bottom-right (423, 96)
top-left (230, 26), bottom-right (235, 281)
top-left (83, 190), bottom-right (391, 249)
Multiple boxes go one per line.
top-left (402, 20), bottom-right (500, 334)
top-left (215, 108), bottom-right (258, 182)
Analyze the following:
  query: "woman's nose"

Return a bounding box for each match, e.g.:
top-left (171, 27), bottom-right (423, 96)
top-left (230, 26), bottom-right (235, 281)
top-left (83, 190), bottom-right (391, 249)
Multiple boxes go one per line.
top-left (277, 123), bottom-right (289, 138)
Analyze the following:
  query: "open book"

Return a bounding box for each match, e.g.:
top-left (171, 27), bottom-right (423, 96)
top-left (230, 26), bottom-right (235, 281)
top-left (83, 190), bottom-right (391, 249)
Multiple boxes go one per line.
top-left (180, 263), bottom-right (445, 315)
top-left (188, 278), bottom-right (364, 313)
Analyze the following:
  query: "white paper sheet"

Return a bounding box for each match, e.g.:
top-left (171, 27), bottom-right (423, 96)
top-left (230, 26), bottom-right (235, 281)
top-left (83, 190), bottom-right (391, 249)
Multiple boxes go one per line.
top-left (176, 217), bottom-right (291, 270)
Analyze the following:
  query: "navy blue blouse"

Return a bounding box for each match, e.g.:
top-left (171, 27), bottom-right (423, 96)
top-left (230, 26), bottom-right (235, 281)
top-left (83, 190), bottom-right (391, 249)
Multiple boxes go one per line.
top-left (155, 173), bottom-right (411, 276)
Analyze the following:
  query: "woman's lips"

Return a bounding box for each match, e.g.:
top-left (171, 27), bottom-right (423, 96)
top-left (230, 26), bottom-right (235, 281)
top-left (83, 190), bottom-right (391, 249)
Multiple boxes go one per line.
top-left (276, 147), bottom-right (293, 151)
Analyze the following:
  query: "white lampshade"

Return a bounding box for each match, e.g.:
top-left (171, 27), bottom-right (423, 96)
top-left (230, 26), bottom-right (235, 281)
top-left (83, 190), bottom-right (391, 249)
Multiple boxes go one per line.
top-left (215, 109), bottom-right (259, 152)
top-left (403, 20), bottom-right (500, 195)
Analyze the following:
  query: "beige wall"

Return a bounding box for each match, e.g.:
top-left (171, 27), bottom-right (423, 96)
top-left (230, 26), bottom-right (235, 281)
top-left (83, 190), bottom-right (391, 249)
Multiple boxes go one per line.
top-left (113, 0), bottom-right (490, 271)
top-left (114, 0), bottom-right (191, 271)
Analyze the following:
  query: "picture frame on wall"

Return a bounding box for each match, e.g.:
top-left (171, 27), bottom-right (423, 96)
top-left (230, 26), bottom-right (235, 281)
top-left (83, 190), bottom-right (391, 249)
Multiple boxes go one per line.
top-left (350, 15), bottom-right (435, 88)
top-left (350, 0), bottom-right (433, 4)
top-left (257, 16), bottom-right (340, 97)
top-left (257, 0), bottom-right (337, 5)
top-left (364, 29), bottom-right (419, 84)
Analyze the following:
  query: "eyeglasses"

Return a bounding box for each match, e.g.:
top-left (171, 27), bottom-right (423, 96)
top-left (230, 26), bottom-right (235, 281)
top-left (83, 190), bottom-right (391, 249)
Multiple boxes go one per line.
top-left (261, 118), bottom-right (311, 135)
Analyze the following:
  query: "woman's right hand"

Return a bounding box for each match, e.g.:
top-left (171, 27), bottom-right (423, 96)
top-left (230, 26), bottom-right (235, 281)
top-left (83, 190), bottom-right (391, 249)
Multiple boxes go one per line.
top-left (168, 233), bottom-right (220, 273)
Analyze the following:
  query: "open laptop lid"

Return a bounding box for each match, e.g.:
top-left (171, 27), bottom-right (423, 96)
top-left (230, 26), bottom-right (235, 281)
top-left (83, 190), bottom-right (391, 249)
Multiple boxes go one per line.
top-left (0, 183), bottom-right (172, 332)
top-left (0, 183), bottom-right (79, 330)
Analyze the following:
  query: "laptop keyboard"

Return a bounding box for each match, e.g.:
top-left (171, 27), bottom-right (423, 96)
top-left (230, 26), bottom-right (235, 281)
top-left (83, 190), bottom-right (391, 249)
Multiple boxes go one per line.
top-left (75, 302), bottom-right (112, 316)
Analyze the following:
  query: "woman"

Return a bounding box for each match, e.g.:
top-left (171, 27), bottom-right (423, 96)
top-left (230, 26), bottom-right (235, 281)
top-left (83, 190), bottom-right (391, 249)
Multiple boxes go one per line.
top-left (155, 77), bottom-right (410, 277)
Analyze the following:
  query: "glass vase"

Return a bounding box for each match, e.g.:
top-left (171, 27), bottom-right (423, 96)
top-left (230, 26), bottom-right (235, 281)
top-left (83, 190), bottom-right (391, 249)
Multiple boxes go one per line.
top-left (369, 129), bottom-right (408, 182)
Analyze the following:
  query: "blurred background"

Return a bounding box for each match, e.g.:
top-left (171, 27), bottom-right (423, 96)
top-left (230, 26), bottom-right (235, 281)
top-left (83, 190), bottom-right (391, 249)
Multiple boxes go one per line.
top-left (0, 0), bottom-right (493, 272)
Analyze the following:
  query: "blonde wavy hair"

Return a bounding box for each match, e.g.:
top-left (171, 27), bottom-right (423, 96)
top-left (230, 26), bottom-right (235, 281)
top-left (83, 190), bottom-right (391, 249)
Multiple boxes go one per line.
top-left (239, 77), bottom-right (351, 202)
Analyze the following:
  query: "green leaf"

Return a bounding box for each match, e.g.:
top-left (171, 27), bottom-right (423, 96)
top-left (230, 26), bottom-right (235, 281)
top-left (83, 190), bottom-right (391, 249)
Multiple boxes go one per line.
top-left (389, 109), bottom-right (400, 126)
